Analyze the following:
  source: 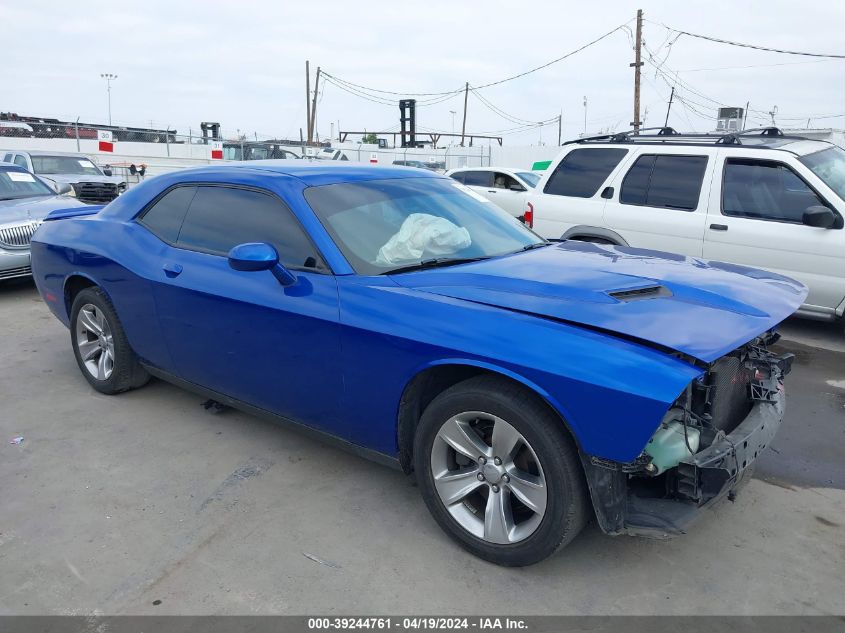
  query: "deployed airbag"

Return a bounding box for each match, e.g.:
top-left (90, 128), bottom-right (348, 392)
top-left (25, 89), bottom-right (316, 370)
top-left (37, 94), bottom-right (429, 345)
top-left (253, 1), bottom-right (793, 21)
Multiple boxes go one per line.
top-left (376, 213), bottom-right (471, 265)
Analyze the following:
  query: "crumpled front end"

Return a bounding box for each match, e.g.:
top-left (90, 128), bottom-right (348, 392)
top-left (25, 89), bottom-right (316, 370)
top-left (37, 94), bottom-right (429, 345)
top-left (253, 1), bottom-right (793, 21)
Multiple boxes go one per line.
top-left (582, 332), bottom-right (793, 537)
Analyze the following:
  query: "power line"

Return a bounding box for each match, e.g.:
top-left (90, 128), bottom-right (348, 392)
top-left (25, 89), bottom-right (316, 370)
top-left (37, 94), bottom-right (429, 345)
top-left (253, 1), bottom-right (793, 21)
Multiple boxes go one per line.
top-left (323, 74), bottom-right (463, 108)
top-left (649, 20), bottom-right (845, 59)
top-left (322, 75), bottom-right (396, 106)
top-left (469, 88), bottom-right (558, 127)
top-left (322, 19), bottom-right (631, 98)
top-left (675, 58), bottom-right (840, 73)
top-left (320, 74), bottom-right (463, 97)
top-left (471, 21), bottom-right (632, 90)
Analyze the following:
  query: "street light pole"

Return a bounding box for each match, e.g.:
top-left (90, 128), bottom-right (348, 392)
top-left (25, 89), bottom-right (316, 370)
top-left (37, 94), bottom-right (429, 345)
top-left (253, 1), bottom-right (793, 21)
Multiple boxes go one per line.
top-left (100, 73), bottom-right (118, 126)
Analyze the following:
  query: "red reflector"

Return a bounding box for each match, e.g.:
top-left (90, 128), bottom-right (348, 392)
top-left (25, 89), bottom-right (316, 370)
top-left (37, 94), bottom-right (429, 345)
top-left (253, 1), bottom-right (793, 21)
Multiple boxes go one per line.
top-left (45, 292), bottom-right (57, 303)
top-left (524, 202), bottom-right (534, 228)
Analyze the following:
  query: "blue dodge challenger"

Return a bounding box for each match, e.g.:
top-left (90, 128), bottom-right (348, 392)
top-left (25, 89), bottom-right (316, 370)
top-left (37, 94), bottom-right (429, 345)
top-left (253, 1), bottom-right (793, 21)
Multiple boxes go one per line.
top-left (31, 163), bottom-right (805, 566)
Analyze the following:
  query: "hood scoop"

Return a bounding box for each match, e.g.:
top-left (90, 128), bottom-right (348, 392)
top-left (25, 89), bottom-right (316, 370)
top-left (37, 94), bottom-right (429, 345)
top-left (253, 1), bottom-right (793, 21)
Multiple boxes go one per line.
top-left (607, 285), bottom-right (672, 302)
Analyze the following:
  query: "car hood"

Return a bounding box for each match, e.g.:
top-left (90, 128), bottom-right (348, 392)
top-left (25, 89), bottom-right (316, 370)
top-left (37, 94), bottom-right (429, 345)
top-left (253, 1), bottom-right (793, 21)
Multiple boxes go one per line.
top-left (0, 194), bottom-right (88, 225)
top-left (390, 241), bottom-right (808, 363)
top-left (39, 174), bottom-right (124, 185)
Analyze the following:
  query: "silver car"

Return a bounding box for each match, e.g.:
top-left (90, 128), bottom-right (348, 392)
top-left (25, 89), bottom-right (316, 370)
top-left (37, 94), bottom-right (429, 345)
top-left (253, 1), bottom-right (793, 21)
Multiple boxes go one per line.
top-left (0, 162), bottom-right (87, 281)
top-left (1, 150), bottom-right (126, 204)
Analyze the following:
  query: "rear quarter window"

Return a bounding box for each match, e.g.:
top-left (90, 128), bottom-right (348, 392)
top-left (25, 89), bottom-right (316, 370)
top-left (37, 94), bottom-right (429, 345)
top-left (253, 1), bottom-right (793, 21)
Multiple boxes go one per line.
top-left (137, 186), bottom-right (197, 243)
top-left (544, 148), bottom-right (628, 198)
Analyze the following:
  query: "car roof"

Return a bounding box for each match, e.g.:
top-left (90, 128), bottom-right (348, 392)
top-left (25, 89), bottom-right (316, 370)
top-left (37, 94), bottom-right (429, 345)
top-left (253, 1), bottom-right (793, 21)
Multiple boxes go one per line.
top-left (170, 161), bottom-right (444, 185)
top-left (13, 150), bottom-right (93, 158)
top-left (449, 166), bottom-right (528, 173)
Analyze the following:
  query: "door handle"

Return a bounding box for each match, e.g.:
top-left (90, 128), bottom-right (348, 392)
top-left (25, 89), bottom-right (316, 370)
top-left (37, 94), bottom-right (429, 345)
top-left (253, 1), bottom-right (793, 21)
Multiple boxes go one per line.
top-left (163, 262), bottom-right (183, 278)
top-left (487, 190), bottom-right (497, 193)
top-left (709, 224), bottom-right (729, 231)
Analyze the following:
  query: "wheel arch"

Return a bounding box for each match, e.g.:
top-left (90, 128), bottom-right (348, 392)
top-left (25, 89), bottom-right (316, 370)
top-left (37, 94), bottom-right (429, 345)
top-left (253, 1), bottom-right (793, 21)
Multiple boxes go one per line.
top-left (561, 225), bottom-right (629, 246)
top-left (396, 359), bottom-right (581, 474)
top-left (63, 273), bottom-right (100, 318)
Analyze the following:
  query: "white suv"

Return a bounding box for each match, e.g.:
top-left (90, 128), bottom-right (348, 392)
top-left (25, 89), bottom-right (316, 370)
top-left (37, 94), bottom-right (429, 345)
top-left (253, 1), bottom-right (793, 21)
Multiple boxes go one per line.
top-left (528, 127), bottom-right (845, 324)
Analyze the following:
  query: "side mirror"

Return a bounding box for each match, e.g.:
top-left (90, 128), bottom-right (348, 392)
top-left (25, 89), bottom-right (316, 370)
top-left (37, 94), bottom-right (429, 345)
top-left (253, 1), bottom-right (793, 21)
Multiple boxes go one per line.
top-left (56, 182), bottom-right (73, 195)
top-left (802, 205), bottom-right (837, 229)
top-left (102, 167), bottom-right (113, 177)
top-left (509, 184), bottom-right (526, 192)
top-left (227, 242), bottom-right (297, 286)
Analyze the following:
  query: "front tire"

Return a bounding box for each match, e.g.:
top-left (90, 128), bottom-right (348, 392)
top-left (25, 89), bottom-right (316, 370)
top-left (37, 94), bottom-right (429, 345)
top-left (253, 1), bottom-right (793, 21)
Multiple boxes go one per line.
top-left (70, 287), bottom-right (149, 394)
top-left (414, 375), bottom-right (588, 566)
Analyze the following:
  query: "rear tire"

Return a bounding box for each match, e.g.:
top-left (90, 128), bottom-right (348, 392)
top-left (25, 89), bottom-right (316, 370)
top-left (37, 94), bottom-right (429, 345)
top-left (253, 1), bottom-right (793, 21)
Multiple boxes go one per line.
top-left (70, 287), bottom-right (150, 395)
top-left (413, 375), bottom-right (588, 566)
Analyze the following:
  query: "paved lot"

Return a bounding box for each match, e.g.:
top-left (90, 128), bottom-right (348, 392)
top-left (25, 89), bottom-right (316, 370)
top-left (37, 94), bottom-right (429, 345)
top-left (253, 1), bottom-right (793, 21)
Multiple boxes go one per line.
top-left (1, 279), bottom-right (843, 615)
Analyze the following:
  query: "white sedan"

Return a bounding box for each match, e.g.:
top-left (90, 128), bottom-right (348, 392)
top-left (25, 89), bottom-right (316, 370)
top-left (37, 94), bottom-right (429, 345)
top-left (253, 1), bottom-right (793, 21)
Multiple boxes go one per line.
top-left (445, 167), bottom-right (541, 218)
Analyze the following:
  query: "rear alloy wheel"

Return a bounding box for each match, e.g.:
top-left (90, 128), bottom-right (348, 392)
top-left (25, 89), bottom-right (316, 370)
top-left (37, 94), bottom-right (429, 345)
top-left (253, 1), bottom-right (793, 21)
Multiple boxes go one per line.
top-left (75, 303), bottom-right (115, 381)
top-left (70, 287), bottom-right (149, 394)
top-left (414, 375), bottom-right (588, 566)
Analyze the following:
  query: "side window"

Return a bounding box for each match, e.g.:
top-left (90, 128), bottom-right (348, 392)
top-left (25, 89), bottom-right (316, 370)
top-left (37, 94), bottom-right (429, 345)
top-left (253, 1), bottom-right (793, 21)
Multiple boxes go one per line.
top-left (13, 155), bottom-right (28, 169)
top-left (138, 186), bottom-right (197, 243)
top-left (544, 148), bottom-right (628, 198)
top-left (493, 172), bottom-right (523, 190)
top-left (3, 153), bottom-right (11, 162)
top-left (177, 186), bottom-right (327, 271)
top-left (620, 154), bottom-right (708, 210)
top-left (722, 159), bottom-right (827, 223)
top-left (449, 172), bottom-right (466, 184)
top-left (462, 171), bottom-right (493, 187)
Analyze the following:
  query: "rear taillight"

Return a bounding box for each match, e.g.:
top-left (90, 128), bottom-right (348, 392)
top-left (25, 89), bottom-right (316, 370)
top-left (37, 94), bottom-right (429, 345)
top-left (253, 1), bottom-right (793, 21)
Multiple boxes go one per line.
top-left (523, 202), bottom-right (534, 228)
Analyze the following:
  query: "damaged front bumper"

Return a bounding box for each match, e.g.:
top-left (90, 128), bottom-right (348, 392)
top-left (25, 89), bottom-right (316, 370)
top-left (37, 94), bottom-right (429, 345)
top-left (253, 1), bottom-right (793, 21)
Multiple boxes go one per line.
top-left (582, 387), bottom-right (785, 539)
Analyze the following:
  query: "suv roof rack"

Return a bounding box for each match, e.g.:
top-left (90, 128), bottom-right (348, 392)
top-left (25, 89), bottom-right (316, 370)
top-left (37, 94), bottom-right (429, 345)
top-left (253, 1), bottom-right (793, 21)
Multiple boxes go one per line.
top-left (564, 126), bottom-right (814, 148)
top-left (563, 127), bottom-right (681, 145)
top-left (718, 126), bottom-right (784, 145)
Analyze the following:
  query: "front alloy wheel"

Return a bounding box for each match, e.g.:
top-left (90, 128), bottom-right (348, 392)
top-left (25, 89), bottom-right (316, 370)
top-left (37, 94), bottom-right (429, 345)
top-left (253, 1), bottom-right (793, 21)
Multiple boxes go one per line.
top-left (414, 375), bottom-right (588, 566)
top-left (431, 412), bottom-right (547, 544)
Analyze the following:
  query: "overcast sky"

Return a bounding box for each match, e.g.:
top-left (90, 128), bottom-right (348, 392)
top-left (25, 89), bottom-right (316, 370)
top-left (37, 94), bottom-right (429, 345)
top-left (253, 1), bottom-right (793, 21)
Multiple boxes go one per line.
top-left (3, 0), bottom-right (844, 145)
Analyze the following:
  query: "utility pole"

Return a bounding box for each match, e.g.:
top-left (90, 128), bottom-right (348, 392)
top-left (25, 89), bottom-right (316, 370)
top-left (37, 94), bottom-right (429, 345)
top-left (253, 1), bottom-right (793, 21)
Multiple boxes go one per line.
top-left (664, 86), bottom-right (675, 127)
top-left (742, 102), bottom-right (750, 130)
top-left (557, 112), bottom-right (562, 145)
top-left (630, 9), bottom-right (644, 133)
top-left (310, 66), bottom-right (321, 143)
top-left (460, 82), bottom-right (469, 147)
top-left (305, 61), bottom-right (312, 144)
